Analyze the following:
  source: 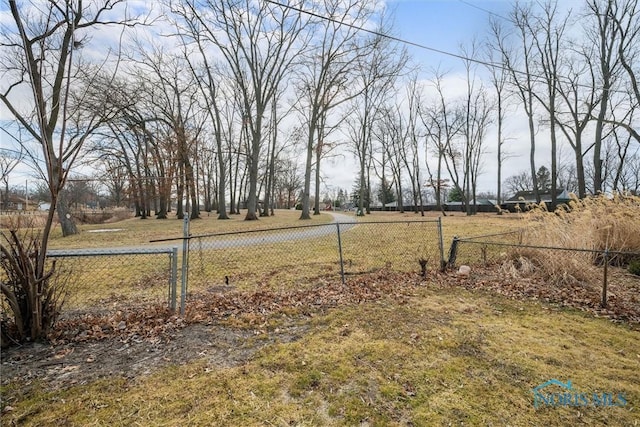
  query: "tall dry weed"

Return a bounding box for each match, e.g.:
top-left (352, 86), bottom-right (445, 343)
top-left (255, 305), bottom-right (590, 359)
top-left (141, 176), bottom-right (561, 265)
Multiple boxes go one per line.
top-left (1, 212), bottom-right (50, 230)
top-left (504, 193), bottom-right (640, 287)
top-left (523, 193), bottom-right (640, 253)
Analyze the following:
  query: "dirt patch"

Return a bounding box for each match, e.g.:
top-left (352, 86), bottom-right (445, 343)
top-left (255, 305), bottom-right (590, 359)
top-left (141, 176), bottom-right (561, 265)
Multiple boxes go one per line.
top-left (1, 273), bottom-right (413, 394)
top-left (1, 320), bottom-right (310, 392)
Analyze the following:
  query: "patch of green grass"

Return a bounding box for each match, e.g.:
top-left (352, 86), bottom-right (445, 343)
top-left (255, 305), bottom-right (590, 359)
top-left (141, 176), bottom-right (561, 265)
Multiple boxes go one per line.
top-left (4, 283), bottom-right (638, 426)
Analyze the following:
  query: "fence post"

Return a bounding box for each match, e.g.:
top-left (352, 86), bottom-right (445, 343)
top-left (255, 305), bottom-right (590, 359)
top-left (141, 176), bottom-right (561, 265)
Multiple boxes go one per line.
top-left (437, 216), bottom-right (446, 271)
top-left (336, 222), bottom-right (345, 285)
top-left (601, 249), bottom-right (609, 308)
top-left (447, 236), bottom-right (459, 269)
top-left (180, 214), bottom-right (190, 315)
top-left (170, 247), bottom-right (178, 311)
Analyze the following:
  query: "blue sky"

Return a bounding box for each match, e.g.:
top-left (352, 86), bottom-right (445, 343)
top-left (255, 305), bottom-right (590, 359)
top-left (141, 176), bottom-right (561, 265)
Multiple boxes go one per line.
top-left (322, 0), bottom-right (526, 196)
top-left (390, 0), bottom-right (512, 68)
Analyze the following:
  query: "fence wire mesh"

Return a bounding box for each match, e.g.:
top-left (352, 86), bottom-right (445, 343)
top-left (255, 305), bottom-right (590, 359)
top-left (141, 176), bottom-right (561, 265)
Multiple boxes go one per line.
top-left (1, 219), bottom-right (444, 321)
top-left (185, 219), bottom-right (444, 295)
top-left (448, 235), bottom-right (640, 309)
top-left (188, 223), bottom-right (341, 293)
top-left (339, 220), bottom-right (444, 276)
top-left (42, 248), bottom-right (177, 319)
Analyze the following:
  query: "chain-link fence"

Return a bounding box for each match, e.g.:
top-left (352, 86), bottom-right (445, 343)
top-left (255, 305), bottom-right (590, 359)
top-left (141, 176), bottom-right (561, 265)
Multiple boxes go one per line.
top-left (183, 219), bottom-right (444, 296)
top-left (2, 219), bottom-right (443, 321)
top-left (44, 247), bottom-right (178, 318)
top-left (447, 233), bottom-right (640, 309)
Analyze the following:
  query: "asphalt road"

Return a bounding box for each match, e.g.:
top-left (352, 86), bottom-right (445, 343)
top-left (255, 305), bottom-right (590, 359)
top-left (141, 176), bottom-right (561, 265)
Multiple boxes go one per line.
top-left (47, 212), bottom-right (358, 256)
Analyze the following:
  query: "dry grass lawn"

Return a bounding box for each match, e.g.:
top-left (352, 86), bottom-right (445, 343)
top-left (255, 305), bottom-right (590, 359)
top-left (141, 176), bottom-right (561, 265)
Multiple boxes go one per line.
top-left (2, 280), bottom-right (638, 426)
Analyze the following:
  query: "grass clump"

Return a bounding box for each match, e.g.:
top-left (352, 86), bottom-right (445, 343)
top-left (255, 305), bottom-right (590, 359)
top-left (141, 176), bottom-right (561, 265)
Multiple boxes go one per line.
top-left (629, 259), bottom-right (640, 276)
top-left (500, 193), bottom-right (640, 288)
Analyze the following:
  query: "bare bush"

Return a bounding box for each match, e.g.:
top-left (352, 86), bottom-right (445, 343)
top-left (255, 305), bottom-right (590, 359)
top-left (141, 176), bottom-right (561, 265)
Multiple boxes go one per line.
top-left (1, 229), bottom-right (68, 347)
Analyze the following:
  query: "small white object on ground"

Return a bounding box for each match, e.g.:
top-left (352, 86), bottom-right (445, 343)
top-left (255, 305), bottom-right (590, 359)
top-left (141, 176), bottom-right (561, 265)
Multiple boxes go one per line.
top-left (457, 265), bottom-right (471, 277)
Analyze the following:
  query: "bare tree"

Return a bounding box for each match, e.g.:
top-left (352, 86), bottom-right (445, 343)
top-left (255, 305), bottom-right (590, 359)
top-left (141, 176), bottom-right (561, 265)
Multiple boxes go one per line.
top-left (484, 36), bottom-right (512, 206)
top-left (296, 0), bottom-right (371, 220)
top-left (177, 0), bottom-right (309, 220)
top-left (169, 4), bottom-right (234, 220)
top-left (554, 48), bottom-right (600, 198)
top-left (275, 157), bottom-right (303, 209)
top-left (1, 1), bottom-right (142, 236)
top-left (127, 38), bottom-right (204, 220)
top-left (98, 157), bottom-right (129, 207)
top-left (460, 40), bottom-right (493, 215)
top-left (0, 0), bottom-right (140, 340)
top-left (371, 103), bottom-right (404, 212)
top-left (403, 75), bottom-right (426, 215)
top-left (611, 0), bottom-right (640, 142)
top-left (347, 27), bottom-right (407, 216)
top-left (491, 4), bottom-right (541, 202)
top-left (583, 0), bottom-right (631, 194)
top-left (525, 1), bottom-right (570, 205)
top-left (88, 73), bottom-right (176, 219)
top-left (504, 170), bottom-right (532, 196)
top-left (420, 68), bottom-right (463, 213)
top-left (0, 143), bottom-right (24, 210)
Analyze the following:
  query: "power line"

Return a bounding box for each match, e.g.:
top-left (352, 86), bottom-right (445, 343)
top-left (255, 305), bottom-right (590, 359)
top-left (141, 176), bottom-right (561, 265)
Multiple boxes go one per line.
top-left (457, 0), bottom-right (510, 22)
top-left (265, 0), bottom-right (504, 70)
top-left (264, 0), bottom-right (629, 95)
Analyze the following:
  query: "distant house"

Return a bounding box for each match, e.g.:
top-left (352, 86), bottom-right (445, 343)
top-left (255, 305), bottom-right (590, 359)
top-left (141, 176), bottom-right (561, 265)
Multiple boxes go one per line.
top-left (369, 201), bottom-right (399, 211)
top-left (502, 189), bottom-right (572, 212)
top-left (442, 199), bottom-right (499, 213)
top-left (2, 194), bottom-right (27, 211)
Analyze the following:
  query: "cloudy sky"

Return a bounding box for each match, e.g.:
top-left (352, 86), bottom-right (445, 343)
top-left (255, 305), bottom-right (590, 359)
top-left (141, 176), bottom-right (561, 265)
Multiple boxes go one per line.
top-left (1, 0), bottom-right (589, 199)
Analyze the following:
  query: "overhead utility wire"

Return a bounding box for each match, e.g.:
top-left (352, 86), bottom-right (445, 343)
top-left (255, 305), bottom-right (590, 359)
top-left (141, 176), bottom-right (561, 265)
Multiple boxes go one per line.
top-left (264, 0), bottom-right (627, 95)
top-left (457, 0), bottom-right (511, 22)
top-left (265, 0), bottom-right (507, 71)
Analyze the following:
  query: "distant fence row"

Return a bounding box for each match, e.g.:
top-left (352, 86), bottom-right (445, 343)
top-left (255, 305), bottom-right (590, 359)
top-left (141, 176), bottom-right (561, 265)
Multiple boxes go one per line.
top-left (1, 219), bottom-right (445, 320)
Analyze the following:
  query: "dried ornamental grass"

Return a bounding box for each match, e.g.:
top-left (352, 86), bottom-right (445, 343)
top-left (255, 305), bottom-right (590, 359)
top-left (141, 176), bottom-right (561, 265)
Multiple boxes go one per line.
top-left (524, 193), bottom-right (640, 253)
top-left (504, 193), bottom-right (640, 288)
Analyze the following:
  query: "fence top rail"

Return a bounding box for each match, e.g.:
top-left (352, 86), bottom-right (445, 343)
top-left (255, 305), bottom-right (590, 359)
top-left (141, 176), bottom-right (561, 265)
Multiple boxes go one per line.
top-left (151, 222), bottom-right (338, 242)
top-left (456, 229), bottom-right (523, 241)
top-left (349, 220), bottom-right (441, 225)
top-left (457, 239), bottom-right (640, 256)
top-left (47, 247), bottom-right (178, 257)
top-left (150, 219), bottom-right (441, 243)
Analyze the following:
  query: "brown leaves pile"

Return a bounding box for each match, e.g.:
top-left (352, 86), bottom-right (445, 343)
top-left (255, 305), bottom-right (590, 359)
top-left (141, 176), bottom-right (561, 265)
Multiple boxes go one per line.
top-left (48, 272), bottom-right (421, 345)
top-left (450, 267), bottom-right (640, 326)
top-left (47, 266), bottom-right (639, 346)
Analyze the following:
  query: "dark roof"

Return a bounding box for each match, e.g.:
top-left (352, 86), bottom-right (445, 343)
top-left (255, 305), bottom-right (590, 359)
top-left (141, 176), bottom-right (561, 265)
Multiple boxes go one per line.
top-left (504, 189), bottom-right (571, 204)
